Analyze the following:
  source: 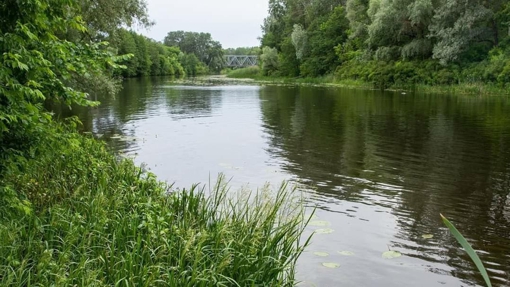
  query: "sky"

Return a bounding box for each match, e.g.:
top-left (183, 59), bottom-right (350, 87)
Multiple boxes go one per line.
top-left (137, 0), bottom-right (269, 48)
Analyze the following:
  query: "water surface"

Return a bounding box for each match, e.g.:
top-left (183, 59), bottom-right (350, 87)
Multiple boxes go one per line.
top-left (68, 78), bottom-right (510, 286)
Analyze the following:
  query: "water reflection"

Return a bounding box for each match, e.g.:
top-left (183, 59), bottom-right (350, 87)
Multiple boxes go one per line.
top-left (61, 79), bottom-right (510, 286)
top-left (260, 85), bottom-right (510, 286)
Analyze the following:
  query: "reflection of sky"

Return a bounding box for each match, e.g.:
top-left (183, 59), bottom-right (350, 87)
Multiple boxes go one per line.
top-left (127, 85), bottom-right (290, 189)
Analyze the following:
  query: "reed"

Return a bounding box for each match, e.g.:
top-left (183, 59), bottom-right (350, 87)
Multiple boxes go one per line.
top-left (0, 127), bottom-right (310, 286)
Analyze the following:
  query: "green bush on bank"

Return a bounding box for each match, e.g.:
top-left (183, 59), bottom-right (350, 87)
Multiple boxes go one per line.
top-left (226, 66), bottom-right (261, 78)
top-left (0, 123), bottom-right (309, 286)
top-left (334, 54), bottom-right (510, 92)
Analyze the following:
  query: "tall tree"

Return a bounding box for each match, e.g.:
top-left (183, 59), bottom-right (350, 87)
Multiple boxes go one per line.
top-left (164, 31), bottom-right (224, 73)
top-left (429, 0), bottom-right (495, 64)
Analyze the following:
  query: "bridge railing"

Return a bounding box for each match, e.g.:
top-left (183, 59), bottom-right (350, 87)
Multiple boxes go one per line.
top-left (225, 55), bottom-right (258, 68)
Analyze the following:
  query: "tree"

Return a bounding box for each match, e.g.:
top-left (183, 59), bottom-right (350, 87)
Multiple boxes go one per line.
top-left (291, 24), bottom-right (308, 60)
top-left (301, 5), bottom-right (349, 76)
top-left (0, 0), bottom-right (126, 154)
top-left (366, 0), bottom-right (435, 61)
top-left (346, 0), bottom-right (370, 40)
top-left (79, 0), bottom-right (153, 40)
top-left (164, 31), bottom-right (224, 73)
top-left (260, 46), bottom-right (280, 76)
top-left (429, 0), bottom-right (494, 64)
top-left (223, 47), bottom-right (261, 55)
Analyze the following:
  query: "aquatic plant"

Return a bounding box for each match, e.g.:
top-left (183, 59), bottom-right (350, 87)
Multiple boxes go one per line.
top-left (441, 214), bottom-right (492, 287)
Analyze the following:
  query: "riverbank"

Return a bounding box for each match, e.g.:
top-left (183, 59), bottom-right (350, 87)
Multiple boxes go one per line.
top-left (0, 123), bottom-right (309, 286)
top-left (224, 67), bottom-right (510, 96)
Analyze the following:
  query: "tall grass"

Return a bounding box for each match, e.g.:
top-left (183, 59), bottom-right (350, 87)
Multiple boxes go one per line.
top-left (0, 125), bottom-right (310, 286)
top-left (441, 214), bottom-right (492, 287)
top-left (226, 66), bottom-right (260, 78)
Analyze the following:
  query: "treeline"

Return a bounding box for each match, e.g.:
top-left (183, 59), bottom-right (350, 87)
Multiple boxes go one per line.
top-left (224, 47), bottom-right (261, 55)
top-left (114, 30), bottom-right (185, 78)
top-left (260, 0), bottom-right (510, 89)
top-left (113, 29), bottom-right (229, 78)
top-left (164, 31), bottom-right (225, 75)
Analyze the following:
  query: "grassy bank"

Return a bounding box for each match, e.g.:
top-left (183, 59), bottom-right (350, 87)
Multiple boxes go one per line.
top-left (226, 65), bottom-right (510, 96)
top-left (0, 123), bottom-right (309, 286)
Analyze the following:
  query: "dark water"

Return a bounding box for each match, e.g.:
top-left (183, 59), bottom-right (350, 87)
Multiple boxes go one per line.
top-left (66, 77), bottom-right (510, 286)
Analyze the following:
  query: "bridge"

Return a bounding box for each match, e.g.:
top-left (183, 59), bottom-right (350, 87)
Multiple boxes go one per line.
top-left (224, 55), bottom-right (258, 68)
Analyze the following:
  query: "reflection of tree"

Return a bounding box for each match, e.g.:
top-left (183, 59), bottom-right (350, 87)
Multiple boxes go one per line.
top-left (259, 85), bottom-right (510, 286)
top-left (164, 87), bottom-right (222, 119)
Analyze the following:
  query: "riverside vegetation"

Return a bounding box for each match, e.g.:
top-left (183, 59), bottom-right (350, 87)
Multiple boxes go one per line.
top-left (227, 0), bottom-right (510, 94)
top-left (0, 0), bottom-right (309, 286)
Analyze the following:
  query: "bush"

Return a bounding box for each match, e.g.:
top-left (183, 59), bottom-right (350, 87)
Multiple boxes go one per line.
top-left (226, 66), bottom-right (260, 78)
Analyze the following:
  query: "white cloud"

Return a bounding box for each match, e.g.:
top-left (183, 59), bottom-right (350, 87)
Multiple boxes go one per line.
top-left (137, 0), bottom-right (269, 48)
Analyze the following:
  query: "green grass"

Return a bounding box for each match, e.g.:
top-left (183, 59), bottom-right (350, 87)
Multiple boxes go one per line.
top-left (0, 124), bottom-right (311, 286)
top-left (226, 66), bottom-right (261, 78)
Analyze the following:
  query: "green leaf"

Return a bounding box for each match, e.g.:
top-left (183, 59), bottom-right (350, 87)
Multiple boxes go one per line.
top-left (321, 262), bottom-right (340, 268)
top-left (338, 250), bottom-right (355, 256)
top-left (314, 228), bottom-right (334, 234)
top-left (441, 214), bottom-right (492, 287)
top-left (382, 250), bottom-right (402, 259)
top-left (308, 220), bottom-right (330, 227)
top-left (313, 252), bottom-right (329, 257)
top-left (422, 234), bottom-right (434, 239)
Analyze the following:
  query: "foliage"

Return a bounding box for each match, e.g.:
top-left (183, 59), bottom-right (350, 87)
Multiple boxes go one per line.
top-left (227, 66), bottom-right (261, 78)
top-left (115, 29), bottom-right (184, 78)
top-left (260, 0), bottom-right (510, 88)
top-left (79, 0), bottom-right (153, 41)
top-left (164, 31), bottom-right (225, 73)
top-left (223, 46), bottom-right (261, 55)
top-left (64, 0), bottom-right (154, 97)
top-left (261, 46), bottom-right (280, 76)
top-left (441, 214), bottom-right (492, 287)
top-left (291, 24), bottom-right (307, 60)
top-left (179, 53), bottom-right (209, 77)
top-left (0, 0), bottom-right (126, 162)
top-left (0, 124), bottom-right (309, 286)
top-left (300, 6), bottom-right (349, 77)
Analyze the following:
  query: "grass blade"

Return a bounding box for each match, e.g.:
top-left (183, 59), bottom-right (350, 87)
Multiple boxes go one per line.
top-left (440, 214), bottom-right (492, 287)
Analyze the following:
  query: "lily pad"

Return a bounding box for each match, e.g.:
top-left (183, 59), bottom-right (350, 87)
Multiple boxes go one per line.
top-left (314, 228), bottom-right (334, 234)
top-left (322, 262), bottom-right (340, 268)
top-left (382, 250), bottom-right (402, 259)
top-left (338, 251), bottom-right (355, 256)
top-left (422, 234), bottom-right (434, 239)
top-left (308, 220), bottom-right (331, 227)
top-left (313, 252), bottom-right (329, 257)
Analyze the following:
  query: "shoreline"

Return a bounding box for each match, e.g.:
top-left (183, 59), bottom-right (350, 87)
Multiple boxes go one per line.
top-left (194, 73), bottom-right (510, 96)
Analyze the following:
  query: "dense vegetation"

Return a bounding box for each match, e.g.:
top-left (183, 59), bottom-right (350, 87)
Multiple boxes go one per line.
top-left (164, 31), bottom-right (225, 74)
top-left (0, 0), bottom-right (308, 285)
top-left (114, 29), bottom-right (185, 78)
top-left (256, 0), bottom-right (510, 90)
top-left (224, 46), bottom-right (261, 55)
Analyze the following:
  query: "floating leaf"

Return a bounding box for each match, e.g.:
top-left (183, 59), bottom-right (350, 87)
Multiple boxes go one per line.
top-left (441, 214), bottom-right (492, 287)
top-left (314, 228), bottom-right (334, 234)
top-left (313, 252), bottom-right (329, 257)
top-left (422, 234), bottom-right (434, 239)
top-left (382, 250), bottom-right (402, 259)
top-left (338, 251), bottom-right (355, 256)
top-left (305, 214), bottom-right (319, 220)
top-left (308, 220), bottom-right (331, 227)
top-left (322, 262), bottom-right (340, 268)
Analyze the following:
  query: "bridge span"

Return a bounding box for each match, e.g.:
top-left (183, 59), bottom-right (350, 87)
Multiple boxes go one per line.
top-left (225, 55), bottom-right (258, 68)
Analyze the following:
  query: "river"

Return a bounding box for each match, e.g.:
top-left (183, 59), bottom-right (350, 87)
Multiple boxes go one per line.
top-left (62, 77), bottom-right (510, 286)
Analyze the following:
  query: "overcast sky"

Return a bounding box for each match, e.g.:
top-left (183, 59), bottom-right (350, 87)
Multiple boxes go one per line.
top-left (137, 0), bottom-right (269, 48)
